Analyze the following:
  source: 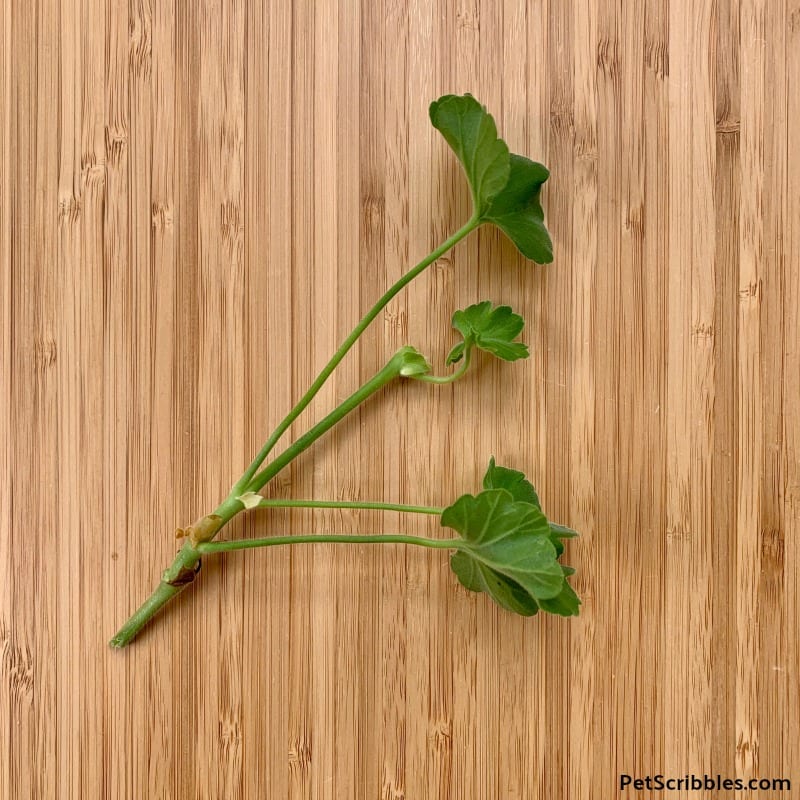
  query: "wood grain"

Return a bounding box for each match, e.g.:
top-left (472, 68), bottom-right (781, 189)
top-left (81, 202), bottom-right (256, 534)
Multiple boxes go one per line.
top-left (2, 1), bottom-right (798, 797)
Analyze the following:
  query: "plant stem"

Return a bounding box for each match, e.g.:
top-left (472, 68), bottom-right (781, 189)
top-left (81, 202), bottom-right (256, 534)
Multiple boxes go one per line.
top-left (231, 216), bottom-right (480, 495)
top-left (197, 534), bottom-right (461, 554)
top-left (245, 350), bottom-right (411, 493)
top-left (415, 346), bottom-right (473, 384)
top-left (111, 218), bottom-right (481, 649)
top-left (256, 499), bottom-right (443, 515)
top-left (110, 353), bottom-right (416, 648)
top-left (109, 541), bottom-right (200, 649)
top-left (109, 580), bottom-right (181, 649)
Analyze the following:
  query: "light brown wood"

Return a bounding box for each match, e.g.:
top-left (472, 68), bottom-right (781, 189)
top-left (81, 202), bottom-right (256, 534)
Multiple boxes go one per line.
top-left (2, 1), bottom-right (798, 797)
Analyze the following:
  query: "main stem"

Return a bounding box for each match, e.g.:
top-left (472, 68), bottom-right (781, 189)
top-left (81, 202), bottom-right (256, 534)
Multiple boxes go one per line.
top-left (231, 216), bottom-right (479, 494)
top-left (111, 354), bottom-right (410, 648)
top-left (110, 218), bottom-right (479, 649)
top-left (108, 540), bottom-right (205, 648)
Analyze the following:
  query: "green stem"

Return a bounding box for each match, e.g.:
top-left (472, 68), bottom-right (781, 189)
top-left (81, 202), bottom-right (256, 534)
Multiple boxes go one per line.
top-left (231, 216), bottom-right (480, 495)
top-left (109, 541), bottom-right (201, 649)
top-left (110, 350), bottom-right (425, 649)
top-left (245, 350), bottom-right (410, 494)
top-left (111, 219), bottom-right (481, 649)
top-left (255, 499), bottom-right (443, 515)
top-left (415, 345), bottom-right (473, 384)
top-left (109, 582), bottom-right (181, 649)
top-left (197, 534), bottom-right (461, 554)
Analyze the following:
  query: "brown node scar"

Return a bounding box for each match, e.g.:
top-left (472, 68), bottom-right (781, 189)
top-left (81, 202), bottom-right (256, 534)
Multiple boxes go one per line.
top-left (164, 561), bottom-right (201, 588)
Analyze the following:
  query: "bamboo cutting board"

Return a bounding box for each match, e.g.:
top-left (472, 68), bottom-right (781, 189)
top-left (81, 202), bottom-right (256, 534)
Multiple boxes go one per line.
top-left (2, 1), bottom-right (798, 798)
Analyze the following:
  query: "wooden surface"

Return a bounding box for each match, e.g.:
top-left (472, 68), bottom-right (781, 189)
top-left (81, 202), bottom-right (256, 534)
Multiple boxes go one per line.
top-left (2, 1), bottom-right (798, 797)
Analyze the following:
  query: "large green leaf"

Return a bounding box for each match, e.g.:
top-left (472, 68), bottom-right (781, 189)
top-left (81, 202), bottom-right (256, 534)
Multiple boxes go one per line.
top-left (442, 463), bottom-right (581, 618)
top-left (429, 94), bottom-right (510, 215)
top-left (430, 94), bottom-right (553, 263)
top-left (441, 488), bottom-right (564, 601)
top-left (484, 154), bottom-right (553, 263)
top-left (445, 301), bottom-right (529, 365)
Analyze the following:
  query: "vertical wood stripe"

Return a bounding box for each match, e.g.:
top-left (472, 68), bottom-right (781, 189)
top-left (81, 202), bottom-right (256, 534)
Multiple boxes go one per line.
top-left (1, 1), bottom-right (798, 798)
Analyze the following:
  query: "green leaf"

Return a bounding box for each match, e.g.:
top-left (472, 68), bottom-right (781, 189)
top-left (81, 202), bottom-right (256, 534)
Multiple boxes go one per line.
top-left (483, 459), bottom-right (577, 556)
top-left (483, 457), bottom-right (540, 507)
top-left (549, 522), bottom-right (578, 557)
top-left (448, 301), bottom-right (529, 364)
top-left (484, 154), bottom-right (553, 263)
top-left (450, 551), bottom-right (540, 616)
top-left (429, 94), bottom-right (553, 263)
top-left (442, 464), bottom-right (580, 618)
top-left (441, 488), bottom-right (564, 601)
top-left (429, 94), bottom-right (510, 215)
top-left (536, 572), bottom-right (581, 616)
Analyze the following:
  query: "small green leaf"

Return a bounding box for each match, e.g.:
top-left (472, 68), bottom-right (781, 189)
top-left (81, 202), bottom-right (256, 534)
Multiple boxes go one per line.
top-left (441, 488), bottom-right (564, 601)
top-left (483, 457), bottom-right (540, 507)
top-left (429, 94), bottom-right (510, 215)
top-left (484, 154), bottom-right (553, 263)
top-left (449, 301), bottom-right (529, 363)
